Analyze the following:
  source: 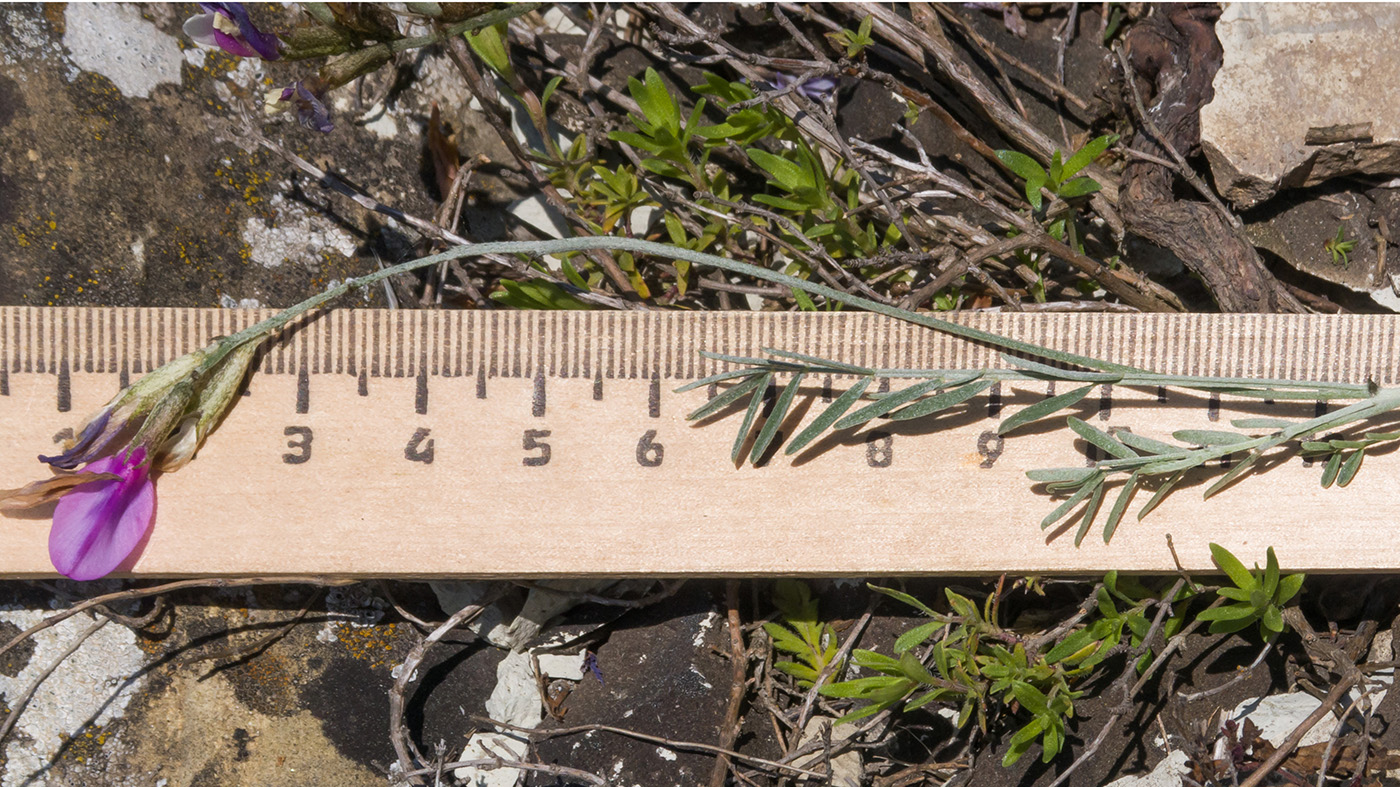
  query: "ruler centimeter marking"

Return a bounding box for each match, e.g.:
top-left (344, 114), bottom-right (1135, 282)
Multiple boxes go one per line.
top-left (4, 306), bottom-right (1400, 578)
top-left (7, 307), bottom-right (1400, 382)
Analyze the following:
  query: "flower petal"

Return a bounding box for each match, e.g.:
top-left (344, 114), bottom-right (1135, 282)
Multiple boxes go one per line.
top-left (182, 13), bottom-right (221, 48)
top-left (49, 451), bottom-right (155, 581)
top-left (294, 82), bottom-right (334, 133)
top-left (211, 29), bottom-right (260, 59)
top-left (217, 2), bottom-right (281, 60)
top-left (0, 472), bottom-right (120, 510)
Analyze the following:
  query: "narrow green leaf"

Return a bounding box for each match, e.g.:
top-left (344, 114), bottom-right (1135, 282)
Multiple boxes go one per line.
top-left (1337, 449), bottom-right (1365, 487)
top-left (1277, 573), bottom-right (1305, 605)
top-left (999, 384), bottom-right (1095, 435)
top-left (1002, 354), bottom-right (1121, 382)
top-left (1197, 603), bottom-right (1259, 622)
top-left (791, 287), bottom-right (817, 311)
top-left (835, 378), bottom-right (945, 430)
top-left (1209, 543), bottom-right (1257, 591)
top-left (1137, 471), bottom-right (1185, 520)
top-left (786, 377), bottom-right (873, 456)
top-left (675, 368), bottom-right (766, 393)
top-left (894, 620), bottom-right (947, 654)
top-left (995, 149), bottom-right (1047, 183)
top-left (1172, 429), bottom-right (1253, 446)
top-left (1321, 451), bottom-right (1344, 488)
top-left (641, 67), bottom-right (679, 134)
top-left (1074, 481), bottom-right (1107, 546)
top-left (732, 373), bottom-right (772, 464)
top-left (750, 372), bottom-right (805, 464)
top-left (1011, 682), bottom-right (1050, 716)
top-left (685, 373), bottom-right (765, 420)
top-left (761, 348), bottom-right (874, 375)
top-left (1102, 473), bottom-right (1139, 543)
top-left (889, 379), bottom-right (995, 421)
top-left (1061, 134), bottom-right (1118, 180)
top-left (1263, 547), bottom-right (1280, 598)
top-left (747, 148), bottom-right (811, 192)
top-left (1116, 430), bottom-right (1179, 456)
top-left (868, 583), bottom-right (940, 618)
top-left (1056, 176), bottom-right (1102, 199)
top-left (1041, 475), bottom-right (1103, 530)
top-left (1231, 417), bottom-right (1296, 429)
top-left (1026, 467), bottom-right (1099, 484)
top-left (1024, 172), bottom-right (1047, 211)
top-left (540, 75), bottom-right (563, 109)
top-left (1067, 417), bottom-right (1136, 459)
top-left (1204, 451), bottom-right (1262, 499)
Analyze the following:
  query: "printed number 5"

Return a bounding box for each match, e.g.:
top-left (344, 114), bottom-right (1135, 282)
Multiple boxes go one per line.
top-left (523, 429), bottom-right (551, 467)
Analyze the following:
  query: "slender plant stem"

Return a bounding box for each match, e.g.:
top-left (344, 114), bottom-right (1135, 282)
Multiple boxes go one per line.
top-left (207, 237), bottom-right (1370, 403)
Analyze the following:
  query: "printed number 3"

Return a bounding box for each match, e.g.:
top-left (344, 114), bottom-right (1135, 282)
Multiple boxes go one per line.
top-left (283, 426), bottom-right (312, 464)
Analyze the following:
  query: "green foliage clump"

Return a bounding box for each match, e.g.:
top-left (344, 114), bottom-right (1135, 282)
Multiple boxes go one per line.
top-left (763, 580), bottom-right (845, 687)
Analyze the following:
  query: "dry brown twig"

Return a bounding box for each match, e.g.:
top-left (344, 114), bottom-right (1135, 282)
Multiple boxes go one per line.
top-left (708, 580), bottom-right (748, 787)
top-left (478, 715), bottom-right (830, 779)
top-left (0, 577), bottom-right (357, 661)
top-left (388, 587), bottom-right (501, 786)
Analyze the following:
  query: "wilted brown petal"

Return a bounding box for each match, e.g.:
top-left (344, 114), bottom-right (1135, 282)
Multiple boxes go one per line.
top-left (0, 472), bottom-right (122, 509)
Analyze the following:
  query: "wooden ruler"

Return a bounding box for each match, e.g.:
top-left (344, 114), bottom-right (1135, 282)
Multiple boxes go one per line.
top-left (3, 306), bottom-right (1400, 577)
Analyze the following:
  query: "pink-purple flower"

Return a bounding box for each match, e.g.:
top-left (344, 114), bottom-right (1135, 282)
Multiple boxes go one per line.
top-left (48, 448), bottom-right (155, 581)
top-left (2, 340), bottom-right (259, 580)
top-left (183, 2), bottom-right (282, 60)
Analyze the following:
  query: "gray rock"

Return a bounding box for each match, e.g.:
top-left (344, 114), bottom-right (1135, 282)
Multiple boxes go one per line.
top-left (1201, 4), bottom-right (1400, 209)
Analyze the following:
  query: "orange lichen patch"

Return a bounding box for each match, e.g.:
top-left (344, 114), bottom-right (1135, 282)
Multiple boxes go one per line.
top-left (213, 150), bottom-right (278, 210)
top-left (329, 622), bottom-right (404, 670)
top-left (58, 723), bottom-right (114, 765)
top-left (235, 641), bottom-right (302, 709)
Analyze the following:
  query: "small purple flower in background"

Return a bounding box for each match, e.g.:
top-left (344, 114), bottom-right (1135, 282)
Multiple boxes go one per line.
top-left (584, 651), bottom-right (604, 685)
top-left (265, 80), bottom-right (334, 133)
top-left (48, 448), bottom-right (155, 581)
top-left (767, 72), bottom-right (839, 104)
top-left (183, 2), bottom-right (281, 60)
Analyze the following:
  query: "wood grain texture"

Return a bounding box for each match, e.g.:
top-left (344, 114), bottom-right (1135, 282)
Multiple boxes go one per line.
top-left (2, 307), bottom-right (1398, 577)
